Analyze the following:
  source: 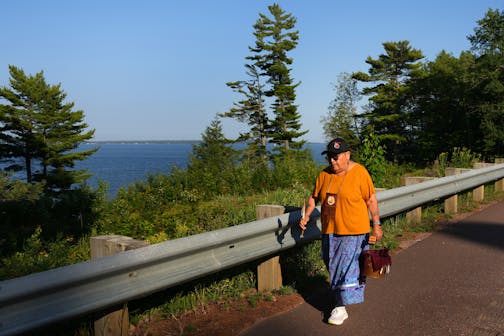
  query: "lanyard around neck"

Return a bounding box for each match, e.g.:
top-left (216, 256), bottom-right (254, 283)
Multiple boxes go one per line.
top-left (326, 170), bottom-right (347, 195)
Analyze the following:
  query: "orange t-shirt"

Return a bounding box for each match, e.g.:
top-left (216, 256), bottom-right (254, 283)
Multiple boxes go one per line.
top-left (313, 163), bottom-right (375, 235)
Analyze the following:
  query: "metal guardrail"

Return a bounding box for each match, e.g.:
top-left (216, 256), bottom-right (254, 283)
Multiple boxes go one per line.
top-left (1, 163), bottom-right (504, 335)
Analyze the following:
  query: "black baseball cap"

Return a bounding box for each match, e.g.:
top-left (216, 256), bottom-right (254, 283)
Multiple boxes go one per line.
top-left (321, 138), bottom-right (349, 155)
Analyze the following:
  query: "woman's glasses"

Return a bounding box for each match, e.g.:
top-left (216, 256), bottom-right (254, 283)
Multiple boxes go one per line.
top-left (326, 152), bottom-right (345, 161)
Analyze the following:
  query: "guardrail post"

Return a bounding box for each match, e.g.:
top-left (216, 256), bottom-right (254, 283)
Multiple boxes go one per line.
top-left (255, 205), bottom-right (284, 292)
top-left (473, 162), bottom-right (493, 169)
top-left (495, 158), bottom-right (504, 192)
top-left (445, 168), bottom-right (460, 214)
top-left (473, 184), bottom-right (485, 202)
top-left (90, 235), bottom-right (150, 336)
top-left (444, 168), bottom-right (474, 213)
top-left (401, 177), bottom-right (435, 224)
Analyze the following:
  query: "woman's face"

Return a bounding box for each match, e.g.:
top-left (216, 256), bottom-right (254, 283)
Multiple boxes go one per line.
top-left (327, 151), bottom-right (350, 174)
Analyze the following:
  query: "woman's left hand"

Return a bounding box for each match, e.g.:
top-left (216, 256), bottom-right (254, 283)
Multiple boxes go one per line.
top-left (372, 224), bottom-right (383, 240)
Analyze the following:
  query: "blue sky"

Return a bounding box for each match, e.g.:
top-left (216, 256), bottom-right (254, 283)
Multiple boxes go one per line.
top-left (1, 1), bottom-right (501, 143)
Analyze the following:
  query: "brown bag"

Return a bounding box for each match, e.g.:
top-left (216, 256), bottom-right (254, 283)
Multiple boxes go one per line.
top-left (360, 249), bottom-right (392, 278)
top-left (321, 192), bottom-right (337, 224)
top-left (320, 174), bottom-right (346, 225)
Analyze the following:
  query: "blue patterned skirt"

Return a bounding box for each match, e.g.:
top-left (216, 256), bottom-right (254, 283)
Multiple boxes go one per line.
top-left (322, 233), bottom-right (369, 306)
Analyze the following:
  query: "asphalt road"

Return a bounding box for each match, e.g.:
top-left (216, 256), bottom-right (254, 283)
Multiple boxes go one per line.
top-left (240, 200), bottom-right (504, 336)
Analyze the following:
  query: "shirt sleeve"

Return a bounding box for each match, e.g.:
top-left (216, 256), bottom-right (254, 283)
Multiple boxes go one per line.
top-left (312, 173), bottom-right (322, 201)
top-left (359, 165), bottom-right (376, 201)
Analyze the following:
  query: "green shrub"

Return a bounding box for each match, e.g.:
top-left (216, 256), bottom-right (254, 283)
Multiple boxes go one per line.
top-left (270, 150), bottom-right (319, 190)
top-left (450, 147), bottom-right (481, 168)
top-left (0, 227), bottom-right (90, 280)
top-left (431, 147), bottom-right (482, 177)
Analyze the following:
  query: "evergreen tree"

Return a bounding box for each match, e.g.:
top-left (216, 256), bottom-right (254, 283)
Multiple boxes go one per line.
top-left (403, 9), bottom-right (504, 162)
top-left (248, 3), bottom-right (307, 152)
top-left (187, 117), bottom-right (239, 196)
top-left (36, 80), bottom-right (97, 190)
top-left (321, 72), bottom-right (361, 147)
top-left (468, 8), bottom-right (504, 56)
top-left (221, 64), bottom-right (268, 161)
top-left (409, 51), bottom-right (476, 162)
top-left (0, 65), bottom-right (97, 190)
top-left (352, 41), bottom-right (424, 162)
top-left (467, 8), bottom-right (504, 156)
top-left (0, 67), bottom-right (46, 183)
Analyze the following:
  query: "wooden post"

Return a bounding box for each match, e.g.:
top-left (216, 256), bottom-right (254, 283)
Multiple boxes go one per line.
top-left (472, 163), bottom-right (491, 202)
top-left (444, 168), bottom-right (460, 214)
top-left (447, 164), bottom-right (490, 205)
top-left (255, 205), bottom-right (284, 292)
top-left (401, 176), bottom-right (435, 224)
top-left (473, 162), bottom-right (493, 169)
top-left (90, 235), bottom-right (149, 336)
top-left (473, 185), bottom-right (485, 202)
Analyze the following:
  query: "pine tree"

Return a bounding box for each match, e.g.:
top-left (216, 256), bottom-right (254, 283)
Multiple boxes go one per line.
top-left (38, 82), bottom-right (97, 189)
top-left (467, 8), bottom-right (504, 156)
top-left (468, 8), bottom-right (504, 56)
top-left (409, 51), bottom-right (476, 162)
top-left (187, 117), bottom-right (238, 196)
top-left (248, 3), bottom-right (307, 152)
top-left (0, 65), bottom-right (97, 190)
top-left (0, 67), bottom-right (45, 182)
top-left (221, 64), bottom-right (268, 161)
top-left (352, 41), bottom-right (424, 162)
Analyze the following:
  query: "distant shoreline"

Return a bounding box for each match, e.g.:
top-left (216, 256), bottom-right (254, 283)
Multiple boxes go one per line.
top-left (86, 140), bottom-right (324, 145)
top-left (85, 140), bottom-right (201, 145)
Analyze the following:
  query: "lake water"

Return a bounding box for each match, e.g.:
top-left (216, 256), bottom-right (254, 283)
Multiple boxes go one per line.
top-left (76, 142), bottom-right (196, 196)
top-left (74, 142), bottom-right (326, 196)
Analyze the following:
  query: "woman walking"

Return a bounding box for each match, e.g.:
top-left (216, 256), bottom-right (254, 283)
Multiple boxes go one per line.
top-left (299, 137), bottom-right (383, 325)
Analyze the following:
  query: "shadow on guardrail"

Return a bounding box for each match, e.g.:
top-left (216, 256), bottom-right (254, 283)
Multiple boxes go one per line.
top-left (276, 206), bottom-right (322, 245)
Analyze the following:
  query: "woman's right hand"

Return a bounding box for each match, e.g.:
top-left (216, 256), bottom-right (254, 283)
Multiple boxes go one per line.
top-left (300, 196), bottom-right (315, 231)
top-left (299, 216), bottom-right (309, 231)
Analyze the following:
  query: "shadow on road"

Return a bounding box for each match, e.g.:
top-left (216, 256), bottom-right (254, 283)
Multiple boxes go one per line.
top-left (437, 220), bottom-right (504, 251)
top-left (296, 279), bottom-right (334, 323)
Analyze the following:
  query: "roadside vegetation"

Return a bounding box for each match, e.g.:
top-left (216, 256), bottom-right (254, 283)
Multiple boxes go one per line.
top-left (1, 4), bottom-right (504, 335)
